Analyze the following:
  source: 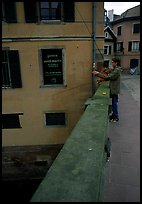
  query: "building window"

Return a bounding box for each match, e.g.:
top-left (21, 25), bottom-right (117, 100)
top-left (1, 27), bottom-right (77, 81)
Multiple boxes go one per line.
top-left (2, 113), bottom-right (23, 129)
top-left (133, 23), bottom-right (140, 34)
top-left (128, 41), bottom-right (139, 52)
top-left (116, 42), bottom-right (123, 52)
top-left (2, 50), bottom-right (22, 88)
top-left (24, 2), bottom-right (74, 23)
top-left (117, 26), bottom-right (122, 36)
top-left (39, 2), bottom-right (61, 21)
top-left (104, 45), bottom-right (111, 55)
top-left (105, 32), bottom-right (108, 38)
top-left (45, 112), bottom-right (66, 126)
top-left (2, 2), bottom-right (17, 23)
top-left (40, 48), bottom-right (65, 86)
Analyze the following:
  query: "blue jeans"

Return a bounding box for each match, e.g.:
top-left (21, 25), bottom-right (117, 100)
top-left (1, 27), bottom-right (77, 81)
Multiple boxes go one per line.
top-left (111, 94), bottom-right (119, 119)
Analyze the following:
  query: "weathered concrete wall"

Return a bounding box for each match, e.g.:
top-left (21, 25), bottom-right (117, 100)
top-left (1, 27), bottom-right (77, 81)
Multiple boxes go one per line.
top-left (31, 81), bottom-right (110, 202)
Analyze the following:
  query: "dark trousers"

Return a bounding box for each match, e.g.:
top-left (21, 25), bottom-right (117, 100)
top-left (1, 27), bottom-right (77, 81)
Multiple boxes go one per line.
top-left (111, 94), bottom-right (119, 119)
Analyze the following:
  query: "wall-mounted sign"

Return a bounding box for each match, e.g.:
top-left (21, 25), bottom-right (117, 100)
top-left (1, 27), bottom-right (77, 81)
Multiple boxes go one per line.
top-left (41, 49), bottom-right (63, 85)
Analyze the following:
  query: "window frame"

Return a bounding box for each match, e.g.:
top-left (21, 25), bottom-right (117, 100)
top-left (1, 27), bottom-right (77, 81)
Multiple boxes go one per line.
top-left (131, 41), bottom-right (140, 52)
top-left (39, 47), bottom-right (66, 87)
top-left (116, 42), bottom-right (123, 52)
top-left (133, 23), bottom-right (140, 34)
top-left (2, 50), bottom-right (12, 88)
top-left (104, 45), bottom-right (111, 55)
top-left (105, 32), bottom-right (108, 38)
top-left (44, 111), bottom-right (67, 127)
top-left (117, 26), bottom-right (122, 36)
top-left (24, 2), bottom-right (75, 24)
top-left (38, 2), bottom-right (62, 22)
top-left (2, 49), bottom-right (22, 89)
top-left (2, 113), bottom-right (23, 129)
top-left (2, 2), bottom-right (17, 23)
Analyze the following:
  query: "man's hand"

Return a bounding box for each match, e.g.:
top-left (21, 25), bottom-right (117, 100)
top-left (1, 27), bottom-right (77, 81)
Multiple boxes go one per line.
top-left (92, 70), bottom-right (99, 75)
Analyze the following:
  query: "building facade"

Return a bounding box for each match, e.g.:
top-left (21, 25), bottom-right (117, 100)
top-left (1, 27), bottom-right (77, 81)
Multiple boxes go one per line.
top-left (2, 2), bottom-right (104, 179)
top-left (111, 5), bottom-right (140, 70)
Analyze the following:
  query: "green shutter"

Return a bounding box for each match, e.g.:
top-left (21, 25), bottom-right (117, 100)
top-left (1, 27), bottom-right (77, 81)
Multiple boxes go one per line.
top-left (3, 2), bottom-right (17, 23)
top-left (24, 2), bottom-right (37, 23)
top-left (8, 51), bottom-right (22, 88)
top-left (64, 2), bottom-right (75, 22)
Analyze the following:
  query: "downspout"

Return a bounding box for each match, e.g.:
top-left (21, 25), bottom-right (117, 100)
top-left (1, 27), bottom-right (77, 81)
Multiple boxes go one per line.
top-left (92, 2), bottom-right (96, 94)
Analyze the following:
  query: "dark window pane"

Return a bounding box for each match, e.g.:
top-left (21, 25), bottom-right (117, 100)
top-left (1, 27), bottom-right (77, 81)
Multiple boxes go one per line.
top-left (40, 2), bottom-right (49, 8)
top-left (8, 51), bottom-right (22, 88)
top-left (2, 114), bottom-right (22, 129)
top-left (64, 2), bottom-right (75, 22)
top-left (133, 24), bottom-right (140, 33)
top-left (45, 113), bottom-right (65, 126)
top-left (40, 2), bottom-right (61, 20)
top-left (3, 2), bottom-right (17, 23)
top-left (24, 2), bottom-right (37, 23)
top-left (117, 26), bottom-right (121, 35)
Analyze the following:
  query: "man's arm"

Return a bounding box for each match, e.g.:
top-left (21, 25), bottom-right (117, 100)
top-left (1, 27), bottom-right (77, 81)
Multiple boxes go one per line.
top-left (92, 68), bottom-right (119, 80)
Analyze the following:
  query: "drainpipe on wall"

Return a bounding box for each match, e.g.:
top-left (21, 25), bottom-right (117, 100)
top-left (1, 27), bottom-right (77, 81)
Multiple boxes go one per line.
top-left (92, 2), bottom-right (96, 94)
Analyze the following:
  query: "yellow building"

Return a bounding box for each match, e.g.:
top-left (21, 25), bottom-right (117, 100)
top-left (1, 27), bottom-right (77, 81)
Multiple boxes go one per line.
top-left (2, 2), bottom-right (104, 179)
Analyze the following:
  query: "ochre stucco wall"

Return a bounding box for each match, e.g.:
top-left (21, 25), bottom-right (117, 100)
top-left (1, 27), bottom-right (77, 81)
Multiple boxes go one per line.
top-left (2, 2), bottom-right (104, 146)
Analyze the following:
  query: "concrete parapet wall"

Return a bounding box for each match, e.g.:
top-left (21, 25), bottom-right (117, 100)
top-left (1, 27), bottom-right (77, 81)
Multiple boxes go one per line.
top-left (31, 81), bottom-right (111, 202)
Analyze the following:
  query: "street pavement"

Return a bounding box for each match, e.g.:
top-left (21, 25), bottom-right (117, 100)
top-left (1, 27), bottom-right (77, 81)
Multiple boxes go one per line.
top-left (103, 73), bottom-right (140, 202)
top-left (120, 74), bottom-right (140, 107)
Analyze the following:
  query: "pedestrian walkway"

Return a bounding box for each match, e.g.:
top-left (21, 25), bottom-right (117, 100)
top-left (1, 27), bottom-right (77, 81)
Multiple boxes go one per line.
top-left (103, 74), bottom-right (140, 202)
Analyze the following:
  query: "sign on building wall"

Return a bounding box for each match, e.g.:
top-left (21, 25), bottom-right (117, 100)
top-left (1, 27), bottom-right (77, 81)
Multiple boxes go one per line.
top-left (41, 49), bottom-right (63, 85)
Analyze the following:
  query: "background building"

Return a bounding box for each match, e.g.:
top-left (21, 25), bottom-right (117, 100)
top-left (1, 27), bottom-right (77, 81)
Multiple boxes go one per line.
top-left (111, 5), bottom-right (140, 70)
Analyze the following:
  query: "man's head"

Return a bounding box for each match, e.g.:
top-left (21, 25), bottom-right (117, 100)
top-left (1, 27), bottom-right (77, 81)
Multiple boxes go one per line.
top-left (112, 57), bottom-right (120, 67)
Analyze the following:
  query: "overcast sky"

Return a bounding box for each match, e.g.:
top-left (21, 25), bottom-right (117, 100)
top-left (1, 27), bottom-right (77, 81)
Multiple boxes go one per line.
top-left (104, 2), bottom-right (140, 15)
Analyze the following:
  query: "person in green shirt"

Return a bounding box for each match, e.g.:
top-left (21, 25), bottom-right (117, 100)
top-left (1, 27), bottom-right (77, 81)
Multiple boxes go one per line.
top-left (92, 57), bottom-right (121, 122)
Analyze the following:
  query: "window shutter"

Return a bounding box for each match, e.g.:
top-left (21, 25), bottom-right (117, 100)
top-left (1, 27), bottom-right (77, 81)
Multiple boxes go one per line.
top-left (8, 51), bottom-right (22, 88)
top-left (3, 2), bottom-right (17, 23)
top-left (24, 2), bottom-right (37, 23)
top-left (128, 42), bottom-right (132, 51)
top-left (63, 2), bottom-right (75, 22)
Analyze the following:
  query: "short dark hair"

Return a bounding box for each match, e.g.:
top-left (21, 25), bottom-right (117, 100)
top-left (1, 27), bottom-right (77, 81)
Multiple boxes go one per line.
top-left (103, 61), bottom-right (109, 68)
top-left (112, 57), bottom-right (120, 66)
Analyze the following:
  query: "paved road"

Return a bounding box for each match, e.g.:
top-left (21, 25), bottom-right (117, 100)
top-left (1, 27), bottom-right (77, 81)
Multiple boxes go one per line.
top-left (103, 73), bottom-right (140, 202)
top-left (121, 74), bottom-right (140, 107)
